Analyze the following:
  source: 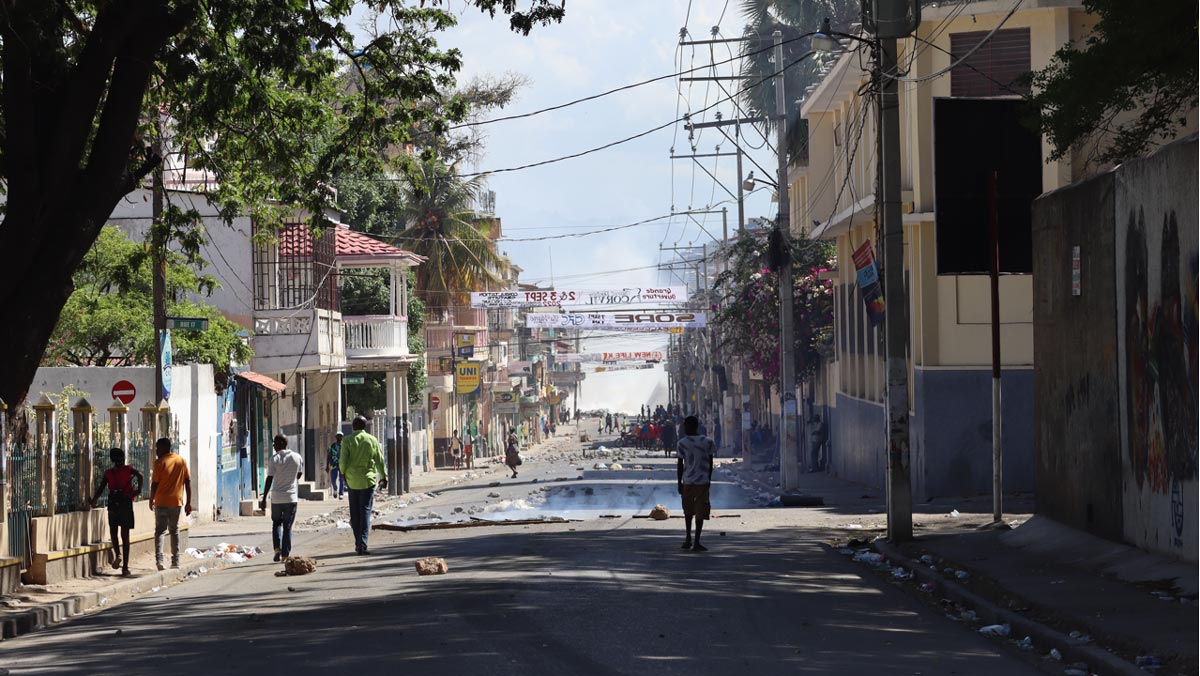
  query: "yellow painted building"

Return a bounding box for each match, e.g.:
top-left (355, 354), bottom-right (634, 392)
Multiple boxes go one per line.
top-left (792, 0), bottom-right (1105, 497)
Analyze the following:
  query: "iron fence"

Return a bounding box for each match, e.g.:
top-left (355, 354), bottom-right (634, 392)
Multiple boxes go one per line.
top-left (55, 439), bottom-right (82, 512)
top-left (7, 442), bottom-right (47, 565)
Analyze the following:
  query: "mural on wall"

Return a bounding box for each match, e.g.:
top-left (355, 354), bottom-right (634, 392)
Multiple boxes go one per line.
top-left (1123, 209), bottom-right (1199, 499)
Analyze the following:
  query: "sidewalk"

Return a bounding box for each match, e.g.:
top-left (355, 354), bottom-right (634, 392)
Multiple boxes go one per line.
top-left (0, 424), bottom-right (581, 642)
top-left (726, 460), bottom-right (1198, 676)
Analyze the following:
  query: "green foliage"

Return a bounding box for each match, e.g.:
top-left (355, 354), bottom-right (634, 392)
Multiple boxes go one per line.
top-left (392, 158), bottom-right (503, 314)
top-left (407, 269), bottom-right (428, 406)
top-left (42, 227), bottom-right (252, 391)
top-left (0, 0), bottom-right (562, 406)
top-left (712, 229), bottom-right (835, 385)
top-left (1025, 0), bottom-right (1198, 165)
top-left (738, 0), bottom-right (860, 158)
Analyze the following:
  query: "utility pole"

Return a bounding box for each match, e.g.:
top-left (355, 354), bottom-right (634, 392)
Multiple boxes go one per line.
top-left (988, 170), bottom-right (1003, 526)
top-left (879, 33), bottom-right (913, 542)
top-left (773, 30), bottom-right (801, 490)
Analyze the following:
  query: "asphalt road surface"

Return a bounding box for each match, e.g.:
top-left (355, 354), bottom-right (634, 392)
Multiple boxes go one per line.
top-left (0, 436), bottom-right (1048, 676)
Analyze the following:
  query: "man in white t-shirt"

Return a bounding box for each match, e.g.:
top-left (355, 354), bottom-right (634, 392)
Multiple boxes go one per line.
top-left (676, 415), bottom-right (716, 552)
top-left (260, 434), bottom-right (304, 561)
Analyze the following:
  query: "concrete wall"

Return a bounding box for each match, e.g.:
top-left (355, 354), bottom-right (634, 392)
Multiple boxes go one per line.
top-left (1033, 135), bottom-right (1198, 562)
top-left (31, 365), bottom-right (219, 522)
top-left (829, 392), bottom-right (886, 492)
top-left (911, 367), bottom-right (1034, 500)
top-left (1031, 171), bottom-right (1124, 540)
top-left (110, 189), bottom-right (255, 329)
top-left (1113, 137), bottom-right (1198, 560)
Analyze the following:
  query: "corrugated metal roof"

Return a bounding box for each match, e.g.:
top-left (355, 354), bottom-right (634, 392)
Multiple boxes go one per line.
top-left (235, 370), bottom-right (287, 393)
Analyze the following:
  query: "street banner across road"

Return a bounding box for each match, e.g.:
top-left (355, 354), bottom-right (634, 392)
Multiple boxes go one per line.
top-left (557, 351), bottom-right (665, 362)
top-left (590, 363), bottom-right (658, 373)
top-left (471, 286), bottom-right (687, 308)
top-left (525, 311), bottom-right (706, 330)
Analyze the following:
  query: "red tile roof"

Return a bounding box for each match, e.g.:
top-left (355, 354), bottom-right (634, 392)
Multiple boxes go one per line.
top-left (278, 224), bottom-right (424, 264)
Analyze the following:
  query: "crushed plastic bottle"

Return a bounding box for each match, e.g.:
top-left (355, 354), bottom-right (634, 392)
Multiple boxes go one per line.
top-left (978, 623), bottom-right (1010, 637)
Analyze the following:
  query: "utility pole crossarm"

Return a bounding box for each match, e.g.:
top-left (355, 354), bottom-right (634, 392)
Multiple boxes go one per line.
top-left (685, 116), bottom-right (770, 130)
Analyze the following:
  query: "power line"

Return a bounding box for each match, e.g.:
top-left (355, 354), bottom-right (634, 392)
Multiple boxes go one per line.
top-left (446, 33), bottom-right (813, 131)
top-left (884, 0), bottom-right (1024, 83)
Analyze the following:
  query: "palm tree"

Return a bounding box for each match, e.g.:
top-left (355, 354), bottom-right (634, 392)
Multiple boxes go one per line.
top-left (392, 157), bottom-right (502, 317)
top-left (737, 0), bottom-right (860, 156)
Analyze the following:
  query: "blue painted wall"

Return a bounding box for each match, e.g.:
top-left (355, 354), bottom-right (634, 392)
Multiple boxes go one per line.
top-left (829, 393), bottom-right (886, 492)
top-left (911, 367), bottom-right (1035, 500)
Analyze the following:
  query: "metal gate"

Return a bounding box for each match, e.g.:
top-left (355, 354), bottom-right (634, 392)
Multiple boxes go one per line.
top-left (7, 442), bottom-right (47, 566)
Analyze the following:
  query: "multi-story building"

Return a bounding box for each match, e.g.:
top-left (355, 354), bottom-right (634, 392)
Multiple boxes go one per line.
top-left (791, 0), bottom-right (1100, 498)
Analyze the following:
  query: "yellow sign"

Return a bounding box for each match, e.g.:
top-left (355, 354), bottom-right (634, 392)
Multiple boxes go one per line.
top-left (455, 362), bottom-right (481, 394)
top-left (669, 327), bottom-right (685, 334)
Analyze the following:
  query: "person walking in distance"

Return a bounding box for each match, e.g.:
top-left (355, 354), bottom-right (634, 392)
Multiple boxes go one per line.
top-left (340, 416), bottom-right (387, 555)
top-left (90, 448), bottom-right (144, 577)
top-left (676, 416), bottom-right (716, 552)
top-left (450, 429), bottom-right (463, 470)
top-left (260, 435), bottom-right (304, 562)
top-left (149, 438), bottom-right (192, 570)
top-left (326, 432), bottom-right (346, 499)
top-left (661, 418), bottom-right (678, 460)
top-left (504, 430), bottom-right (521, 478)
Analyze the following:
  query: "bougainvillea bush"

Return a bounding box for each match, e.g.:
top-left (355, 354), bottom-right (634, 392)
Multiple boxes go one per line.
top-left (712, 229), bottom-right (835, 386)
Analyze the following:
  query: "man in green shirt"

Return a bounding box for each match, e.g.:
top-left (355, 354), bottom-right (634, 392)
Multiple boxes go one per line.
top-left (339, 417), bottom-right (387, 555)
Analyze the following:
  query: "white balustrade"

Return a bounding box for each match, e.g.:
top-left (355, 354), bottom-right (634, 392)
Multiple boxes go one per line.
top-left (344, 315), bottom-right (409, 358)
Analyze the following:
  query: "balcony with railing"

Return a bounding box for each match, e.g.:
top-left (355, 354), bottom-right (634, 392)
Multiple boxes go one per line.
top-left (252, 220), bottom-right (424, 371)
top-left (344, 315), bottom-right (410, 359)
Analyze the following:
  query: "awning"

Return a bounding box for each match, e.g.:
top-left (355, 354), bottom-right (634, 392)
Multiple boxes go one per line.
top-left (235, 370), bottom-right (286, 393)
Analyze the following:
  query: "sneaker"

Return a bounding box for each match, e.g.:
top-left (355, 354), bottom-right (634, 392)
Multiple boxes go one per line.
top-left (274, 553), bottom-right (282, 562)
top-left (170, 560), bottom-right (180, 569)
top-left (156, 562), bottom-right (165, 571)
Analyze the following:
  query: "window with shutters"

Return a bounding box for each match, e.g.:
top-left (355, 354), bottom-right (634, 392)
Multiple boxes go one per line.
top-left (949, 28), bottom-right (1031, 98)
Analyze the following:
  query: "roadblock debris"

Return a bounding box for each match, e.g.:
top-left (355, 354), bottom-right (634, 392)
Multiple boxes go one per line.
top-left (649, 505), bottom-right (670, 520)
top-left (415, 557), bottom-right (449, 576)
top-left (184, 543), bottom-right (262, 563)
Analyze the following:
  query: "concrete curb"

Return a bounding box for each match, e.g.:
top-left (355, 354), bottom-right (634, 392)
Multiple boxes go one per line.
top-left (873, 540), bottom-right (1145, 676)
top-left (1, 557), bottom-right (224, 641)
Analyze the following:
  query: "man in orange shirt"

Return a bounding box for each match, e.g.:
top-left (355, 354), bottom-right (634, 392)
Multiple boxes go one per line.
top-left (149, 438), bottom-right (192, 570)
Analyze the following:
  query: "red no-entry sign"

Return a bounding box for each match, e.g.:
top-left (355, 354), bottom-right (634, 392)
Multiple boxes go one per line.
top-left (431, 395), bottom-right (441, 412)
top-left (112, 380), bottom-right (137, 405)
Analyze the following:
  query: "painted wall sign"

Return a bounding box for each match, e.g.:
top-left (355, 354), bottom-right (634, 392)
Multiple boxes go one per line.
top-left (493, 391), bottom-right (517, 404)
top-left (852, 240), bottom-right (887, 325)
top-left (525, 312), bottom-right (706, 330)
top-left (471, 286), bottom-right (688, 308)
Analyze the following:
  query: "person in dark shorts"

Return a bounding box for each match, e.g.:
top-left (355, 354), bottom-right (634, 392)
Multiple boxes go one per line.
top-left (676, 415), bottom-right (716, 551)
top-left (90, 448), bottom-right (144, 576)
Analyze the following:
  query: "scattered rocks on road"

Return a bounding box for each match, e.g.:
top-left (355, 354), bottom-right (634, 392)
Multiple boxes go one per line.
top-left (415, 557), bottom-right (449, 576)
top-left (649, 505), bottom-right (670, 520)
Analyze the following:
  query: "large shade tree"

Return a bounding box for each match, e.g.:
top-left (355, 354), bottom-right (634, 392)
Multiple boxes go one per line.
top-left (0, 0), bottom-right (563, 407)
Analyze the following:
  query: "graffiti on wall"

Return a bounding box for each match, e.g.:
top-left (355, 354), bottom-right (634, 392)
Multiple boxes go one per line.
top-left (1121, 205), bottom-right (1199, 550)
top-left (1123, 209), bottom-right (1199, 497)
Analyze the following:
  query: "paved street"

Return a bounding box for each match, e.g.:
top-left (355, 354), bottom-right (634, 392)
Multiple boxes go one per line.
top-left (0, 431), bottom-right (1047, 676)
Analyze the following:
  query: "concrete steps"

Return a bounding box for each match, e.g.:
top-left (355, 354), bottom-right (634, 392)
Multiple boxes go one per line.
top-left (297, 482), bottom-right (326, 501)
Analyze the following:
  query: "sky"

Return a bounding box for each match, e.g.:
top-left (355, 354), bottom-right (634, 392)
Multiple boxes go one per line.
top-left (365, 1), bottom-right (783, 414)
